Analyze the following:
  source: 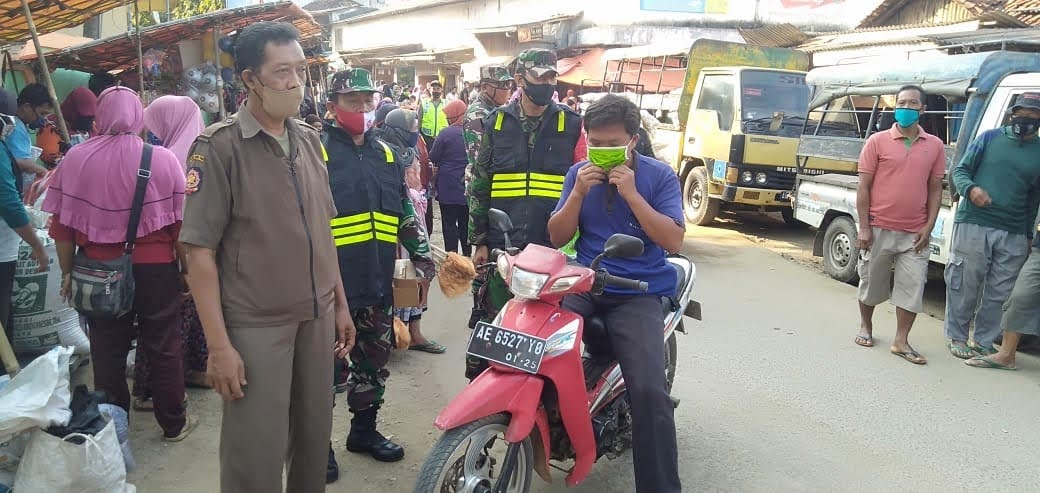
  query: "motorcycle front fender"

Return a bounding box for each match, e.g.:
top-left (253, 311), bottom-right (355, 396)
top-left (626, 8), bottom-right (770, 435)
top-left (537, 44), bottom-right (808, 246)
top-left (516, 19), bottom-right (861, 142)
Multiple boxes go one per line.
top-left (435, 369), bottom-right (547, 443)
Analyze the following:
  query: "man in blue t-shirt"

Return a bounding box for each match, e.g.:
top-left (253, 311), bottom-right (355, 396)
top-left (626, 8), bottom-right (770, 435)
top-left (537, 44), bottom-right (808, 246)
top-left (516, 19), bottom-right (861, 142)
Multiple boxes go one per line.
top-left (547, 94), bottom-right (683, 493)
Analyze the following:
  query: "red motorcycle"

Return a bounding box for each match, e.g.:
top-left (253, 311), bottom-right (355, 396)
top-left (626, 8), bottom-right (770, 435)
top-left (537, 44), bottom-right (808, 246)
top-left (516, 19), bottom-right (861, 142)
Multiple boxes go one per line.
top-left (414, 209), bottom-right (701, 492)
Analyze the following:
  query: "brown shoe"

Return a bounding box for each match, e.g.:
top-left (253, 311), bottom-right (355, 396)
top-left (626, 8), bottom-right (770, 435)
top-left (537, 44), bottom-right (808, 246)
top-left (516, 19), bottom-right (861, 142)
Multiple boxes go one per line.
top-left (163, 415), bottom-right (199, 443)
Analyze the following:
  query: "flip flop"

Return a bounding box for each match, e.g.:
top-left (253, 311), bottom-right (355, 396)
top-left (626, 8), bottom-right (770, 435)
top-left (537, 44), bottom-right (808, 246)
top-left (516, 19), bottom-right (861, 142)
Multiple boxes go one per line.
top-left (965, 355), bottom-right (1017, 371)
top-left (409, 341), bottom-right (447, 354)
top-left (854, 334), bottom-right (874, 348)
top-left (968, 342), bottom-right (998, 357)
top-left (891, 349), bottom-right (927, 365)
top-left (948, 342), bottom-right (973, 360)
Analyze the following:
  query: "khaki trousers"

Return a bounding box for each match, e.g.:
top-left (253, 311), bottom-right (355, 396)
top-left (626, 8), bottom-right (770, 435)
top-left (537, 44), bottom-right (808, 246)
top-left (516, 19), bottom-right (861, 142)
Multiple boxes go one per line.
top-left (220, 309), bottom-right (334, 493)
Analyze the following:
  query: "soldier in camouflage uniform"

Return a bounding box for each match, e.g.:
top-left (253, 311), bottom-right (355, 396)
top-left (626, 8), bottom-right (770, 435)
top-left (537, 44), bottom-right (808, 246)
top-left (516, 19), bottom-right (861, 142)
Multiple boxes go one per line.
top-left (324, 68), bottom-right (435, 468)
top-left (463, 65), bottom-right (514, 379)
top-left (464, 52), bottom-right (587, 380)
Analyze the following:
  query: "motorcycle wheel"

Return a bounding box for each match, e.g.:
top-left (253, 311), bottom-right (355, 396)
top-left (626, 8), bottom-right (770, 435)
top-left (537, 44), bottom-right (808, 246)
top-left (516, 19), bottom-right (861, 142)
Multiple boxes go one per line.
top-left (413, 413), bottom-right (534, 493)
top-left (665, 331), bottom-right (678, 394)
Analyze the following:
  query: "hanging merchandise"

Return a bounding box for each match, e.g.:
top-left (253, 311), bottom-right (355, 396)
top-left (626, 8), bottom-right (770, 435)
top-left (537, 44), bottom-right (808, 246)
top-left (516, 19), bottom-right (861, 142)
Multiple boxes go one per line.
top-left (220, 52), bottom-right (235, 69)
top-left (218, 36), bottom-right (235, 54)
top-left (183, 62), bottom-right (221, 114)
top-left (221, 67), bottom-right (234, 83)
top-left (141, 48), bottom-right (167, 79)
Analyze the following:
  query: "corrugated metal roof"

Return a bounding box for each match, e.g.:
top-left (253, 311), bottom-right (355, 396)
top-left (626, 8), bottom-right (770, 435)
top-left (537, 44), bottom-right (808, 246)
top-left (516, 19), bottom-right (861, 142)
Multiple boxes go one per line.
top-left (860, 0), bottom-right (1040, 28)
top-left (798, 21), bottom-right (980, 52)
top-left (738, 23), bottom-right (810, 48)
top-left (1006, 0), bottom-right (1040, 25)
top-left (926, 26), bottom-right (1040, 46)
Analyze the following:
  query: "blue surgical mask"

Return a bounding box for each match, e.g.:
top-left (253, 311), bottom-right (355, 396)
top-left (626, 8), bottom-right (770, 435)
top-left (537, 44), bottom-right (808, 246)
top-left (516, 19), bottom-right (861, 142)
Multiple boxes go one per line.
top-left (893, 108), bottom-right (920, 128)
top-left (407, 131), bottom-right (420, 148)
top-left (28, 116), bottom-right (47, 130)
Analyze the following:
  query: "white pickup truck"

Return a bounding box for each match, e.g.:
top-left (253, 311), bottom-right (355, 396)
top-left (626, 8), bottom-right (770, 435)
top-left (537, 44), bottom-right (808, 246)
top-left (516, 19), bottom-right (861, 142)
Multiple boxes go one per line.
top-left (792, 51), bottom-right (1040, 283)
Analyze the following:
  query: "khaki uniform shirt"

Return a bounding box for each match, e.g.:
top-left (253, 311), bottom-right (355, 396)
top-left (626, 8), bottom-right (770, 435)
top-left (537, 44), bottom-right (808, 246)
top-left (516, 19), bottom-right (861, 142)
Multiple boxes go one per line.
top-left (180, 103), bottom-right (339, 328)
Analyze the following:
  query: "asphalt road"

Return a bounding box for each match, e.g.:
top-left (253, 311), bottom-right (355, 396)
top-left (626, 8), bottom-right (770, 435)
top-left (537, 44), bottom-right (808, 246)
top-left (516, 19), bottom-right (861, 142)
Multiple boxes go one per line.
top-left (122, 211), bottom-right (1040, 492)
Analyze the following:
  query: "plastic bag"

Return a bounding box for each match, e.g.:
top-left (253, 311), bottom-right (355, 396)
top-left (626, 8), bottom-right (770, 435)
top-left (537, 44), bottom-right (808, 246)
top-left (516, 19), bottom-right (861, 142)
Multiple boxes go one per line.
top-left (0, 346), bottom-right (72, 443)
top-left (393, 317), bottom-right (411, 350)
top-left (13, 419), bottom-right (135, 493)
top-left (0, 432), bottom-right (27, 472)
top-left (98, 404), bottom-right (134, 473)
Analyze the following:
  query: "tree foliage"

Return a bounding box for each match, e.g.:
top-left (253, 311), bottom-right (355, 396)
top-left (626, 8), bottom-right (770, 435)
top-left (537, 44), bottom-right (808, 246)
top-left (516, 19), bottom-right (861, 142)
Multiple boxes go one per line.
top-left (134, 0), bottom-right (225, 27)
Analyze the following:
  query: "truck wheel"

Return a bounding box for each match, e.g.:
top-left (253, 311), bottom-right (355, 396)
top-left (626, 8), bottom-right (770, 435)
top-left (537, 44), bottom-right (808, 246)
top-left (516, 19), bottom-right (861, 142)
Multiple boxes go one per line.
top-left (822, 216), bottom-right (859, 284)
top-left (683, 167), bottom-right (720, 226)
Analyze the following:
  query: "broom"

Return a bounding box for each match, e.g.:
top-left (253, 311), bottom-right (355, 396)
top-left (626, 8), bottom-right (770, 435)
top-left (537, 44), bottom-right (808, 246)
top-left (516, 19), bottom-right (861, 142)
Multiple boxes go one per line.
top-left (430, 244), bottom-right (477, 298)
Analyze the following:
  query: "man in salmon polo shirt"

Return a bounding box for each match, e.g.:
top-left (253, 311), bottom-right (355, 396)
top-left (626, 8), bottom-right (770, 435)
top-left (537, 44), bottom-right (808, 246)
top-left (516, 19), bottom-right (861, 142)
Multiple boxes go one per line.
top-left (853, 85), bottom-right (946, 365)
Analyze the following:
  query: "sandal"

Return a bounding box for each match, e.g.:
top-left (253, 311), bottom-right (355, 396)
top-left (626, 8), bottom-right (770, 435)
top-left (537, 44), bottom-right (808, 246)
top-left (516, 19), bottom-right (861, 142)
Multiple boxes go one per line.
top-left (891, 349), bottom-right (927, 365)
top-left (133, 397), bottom-right (154, 412)
top-left (969, 342), bottom-right (998, 357)
top-left (854, 334), bottom-right (874, 348)
top-left (948, 341), bottom-right (973, 360)
top-left (409, 341), bottom-right (447, 354)
top-left (965, 355), bottom-right (1017, 371)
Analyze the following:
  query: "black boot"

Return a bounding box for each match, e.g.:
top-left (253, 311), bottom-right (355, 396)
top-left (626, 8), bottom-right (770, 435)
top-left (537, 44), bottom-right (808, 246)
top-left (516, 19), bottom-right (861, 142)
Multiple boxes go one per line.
top-left (346, 407), bottom-right (405, 462)
top-left (326, 444), bottom-right (340, 484)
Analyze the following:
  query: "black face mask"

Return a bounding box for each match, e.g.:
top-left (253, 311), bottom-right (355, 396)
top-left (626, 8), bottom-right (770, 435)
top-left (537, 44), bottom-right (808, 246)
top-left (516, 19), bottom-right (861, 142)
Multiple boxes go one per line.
top-left (432, 91), bottom-right (442, 98)
top-left (1010, 116), bottom-right (1040, 139)
top-left (524, 82), bottom-right (555, 106)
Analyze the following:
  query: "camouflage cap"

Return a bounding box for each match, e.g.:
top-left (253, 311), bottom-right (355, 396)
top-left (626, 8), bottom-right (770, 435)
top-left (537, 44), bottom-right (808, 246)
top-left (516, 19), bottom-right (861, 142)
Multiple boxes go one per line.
top-left (479, 64), bottom-right (512, 83)
top-left (516, 49), bottom-right (558, 78)
top-left (329, 68), bottom-right (378, 95)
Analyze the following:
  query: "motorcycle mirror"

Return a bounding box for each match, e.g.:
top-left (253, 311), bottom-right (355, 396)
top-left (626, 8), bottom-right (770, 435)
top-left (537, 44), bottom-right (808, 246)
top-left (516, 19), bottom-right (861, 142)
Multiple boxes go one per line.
top-left (489, 208), bottom-right (513, 233)
top-left (603, 234), bottom-right (644, 258)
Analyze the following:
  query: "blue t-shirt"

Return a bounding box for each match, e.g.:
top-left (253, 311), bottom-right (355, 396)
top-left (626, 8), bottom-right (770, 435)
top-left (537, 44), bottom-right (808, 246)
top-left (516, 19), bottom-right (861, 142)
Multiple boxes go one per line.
top-left (7, 120), bottom-right (32, 159)
top-left (554, 153), bottom-right (684, 297)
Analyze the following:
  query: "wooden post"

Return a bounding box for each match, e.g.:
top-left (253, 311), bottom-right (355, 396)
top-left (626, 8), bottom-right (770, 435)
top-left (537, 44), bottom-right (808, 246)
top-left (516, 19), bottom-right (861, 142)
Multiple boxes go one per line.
top-left (135, 0), bottom-right (145, 101)
top-left (19, 0), bottom-right (70, 142)
top-left (0, 321), bottom-right (19, 376)
top-left (214, 24), bottom-right (226, 119)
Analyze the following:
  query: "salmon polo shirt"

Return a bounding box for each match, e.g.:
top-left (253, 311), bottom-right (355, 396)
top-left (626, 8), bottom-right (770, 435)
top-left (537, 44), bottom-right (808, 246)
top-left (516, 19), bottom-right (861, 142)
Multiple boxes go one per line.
top-left (858, 125), bottom-right (947, 233)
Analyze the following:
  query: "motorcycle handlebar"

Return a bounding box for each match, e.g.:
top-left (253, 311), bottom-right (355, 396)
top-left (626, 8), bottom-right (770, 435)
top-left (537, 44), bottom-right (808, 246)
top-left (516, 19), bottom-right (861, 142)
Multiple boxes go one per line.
top-left (603, 273), bottom-right (648, 292)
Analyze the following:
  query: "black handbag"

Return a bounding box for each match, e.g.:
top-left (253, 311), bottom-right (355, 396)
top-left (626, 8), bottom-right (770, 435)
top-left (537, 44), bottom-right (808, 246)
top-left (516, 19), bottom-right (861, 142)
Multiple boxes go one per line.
top-left (67, 144), bottom-right (153, 319)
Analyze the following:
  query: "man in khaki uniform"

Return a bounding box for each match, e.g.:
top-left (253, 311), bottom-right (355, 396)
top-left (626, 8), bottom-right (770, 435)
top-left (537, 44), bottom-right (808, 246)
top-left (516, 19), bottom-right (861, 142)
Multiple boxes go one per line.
top-left (180, 22), bottom-right (355, 493)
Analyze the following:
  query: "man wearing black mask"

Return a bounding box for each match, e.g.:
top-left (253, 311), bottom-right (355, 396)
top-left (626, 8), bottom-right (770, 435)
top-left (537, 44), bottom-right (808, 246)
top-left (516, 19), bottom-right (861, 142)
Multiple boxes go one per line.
top-left (464, 49), bottom-right (587, 379)
top-left (946, 92), bottom-right (1040, 363)
top-left (11, 84), bottom-right (51, 178)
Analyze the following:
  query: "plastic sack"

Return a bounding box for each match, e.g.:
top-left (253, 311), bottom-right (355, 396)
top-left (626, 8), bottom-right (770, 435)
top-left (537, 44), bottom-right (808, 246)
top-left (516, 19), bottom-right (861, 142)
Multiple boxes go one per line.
top-left (98, 404), bottom-right (134, 473)
top-left (0, 432), bottom-right (27, 472)
top-left (0, 346), bottom-right (73, 443)
top-left (13, 419), bottom-right (135, 493)
top-left (11, 230), bottom-right (90, 355)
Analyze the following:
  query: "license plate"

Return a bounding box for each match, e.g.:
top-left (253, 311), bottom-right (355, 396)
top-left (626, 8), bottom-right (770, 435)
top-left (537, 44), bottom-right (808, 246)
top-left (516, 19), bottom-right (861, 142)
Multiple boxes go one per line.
top-left (779, 191), bottom-right (791, 201)
top-left (467, 322), bottom-right (546, 374)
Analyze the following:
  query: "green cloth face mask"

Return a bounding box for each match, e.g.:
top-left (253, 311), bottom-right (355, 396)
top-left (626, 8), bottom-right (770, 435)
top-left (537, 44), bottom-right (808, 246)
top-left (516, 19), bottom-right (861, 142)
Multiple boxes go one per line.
top-left (588, 145), bottom-right (629, 171)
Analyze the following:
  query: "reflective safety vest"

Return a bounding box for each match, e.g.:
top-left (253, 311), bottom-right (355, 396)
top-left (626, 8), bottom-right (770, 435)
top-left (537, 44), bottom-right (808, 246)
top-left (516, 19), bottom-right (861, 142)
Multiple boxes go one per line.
top-left (323, 126), bottom-right (403, 308)
top-left (421, 100), bottom-right (449, 138)
top-left (484, 101), bottom-right (582, 249)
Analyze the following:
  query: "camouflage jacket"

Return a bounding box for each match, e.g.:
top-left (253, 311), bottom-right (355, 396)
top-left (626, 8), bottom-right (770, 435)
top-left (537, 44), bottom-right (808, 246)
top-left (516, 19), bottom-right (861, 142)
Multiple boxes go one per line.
top-left (464, 93), bottom-right (500, 246)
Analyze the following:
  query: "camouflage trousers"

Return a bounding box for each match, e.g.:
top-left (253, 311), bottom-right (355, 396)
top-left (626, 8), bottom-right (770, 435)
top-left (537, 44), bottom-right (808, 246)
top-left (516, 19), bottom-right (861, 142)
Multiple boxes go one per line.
top-left (464, 270), bottom-right (513, 380)
top-left (346, 305), bottom-right (393, 412)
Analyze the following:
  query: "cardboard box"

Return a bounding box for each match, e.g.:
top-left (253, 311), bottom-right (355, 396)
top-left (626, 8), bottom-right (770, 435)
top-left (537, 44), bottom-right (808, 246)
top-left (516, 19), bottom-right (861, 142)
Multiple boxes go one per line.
top-left (393, 259), bottom-right (421, 308)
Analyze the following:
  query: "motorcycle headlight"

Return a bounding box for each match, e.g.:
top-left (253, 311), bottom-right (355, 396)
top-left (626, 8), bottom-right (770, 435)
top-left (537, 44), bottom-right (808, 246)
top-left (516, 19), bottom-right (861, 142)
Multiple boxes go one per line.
top-left (509, 267), bottom-right (549, 300)
top-left (496, 254), bottom-right (510, 279)
top-left (741, 171), bottom-right (753, 183)
top-left (755, 172), bottom-right (768, 185)
top-left (543, 319), bottom-right (580, 357)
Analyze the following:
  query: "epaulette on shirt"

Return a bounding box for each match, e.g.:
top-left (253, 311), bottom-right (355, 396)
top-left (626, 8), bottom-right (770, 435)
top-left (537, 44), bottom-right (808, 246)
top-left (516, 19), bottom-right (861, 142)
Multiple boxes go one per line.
top-left (195, 114), bottom-right (239, 143)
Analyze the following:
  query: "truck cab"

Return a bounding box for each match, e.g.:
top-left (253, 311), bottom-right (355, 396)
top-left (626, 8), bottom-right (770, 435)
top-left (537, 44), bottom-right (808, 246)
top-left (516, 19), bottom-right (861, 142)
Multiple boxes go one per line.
top-left (684, 66), bottom-right (810, 225)
top-left (793, 51), bottom-right (1040, 283)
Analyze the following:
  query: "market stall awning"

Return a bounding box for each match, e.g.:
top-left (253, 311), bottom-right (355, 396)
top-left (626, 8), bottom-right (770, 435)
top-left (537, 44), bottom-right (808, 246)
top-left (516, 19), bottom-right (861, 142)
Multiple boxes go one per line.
top-left (16, 31), bottom-right (91, 59)
top-left (30, 1), bottom-right (322, 72)
top-left (0, 0), bottom-right (130, 43)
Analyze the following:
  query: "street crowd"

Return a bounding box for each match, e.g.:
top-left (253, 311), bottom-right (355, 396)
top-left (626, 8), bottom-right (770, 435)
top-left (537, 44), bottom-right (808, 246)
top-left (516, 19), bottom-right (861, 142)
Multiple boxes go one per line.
top-left (853, 85), bottom-right (1040, 371)
top-left (1, 17), bottom-right (1039, 493)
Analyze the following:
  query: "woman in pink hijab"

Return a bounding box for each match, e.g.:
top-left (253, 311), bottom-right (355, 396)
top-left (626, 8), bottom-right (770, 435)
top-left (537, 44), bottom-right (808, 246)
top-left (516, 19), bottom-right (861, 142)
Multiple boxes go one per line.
top-left (42, 86), bottom-right (197, 442)
top-left (132, 95), bottom-right (210, 410)
top-left (143, 95), bottom-right (204, 167)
